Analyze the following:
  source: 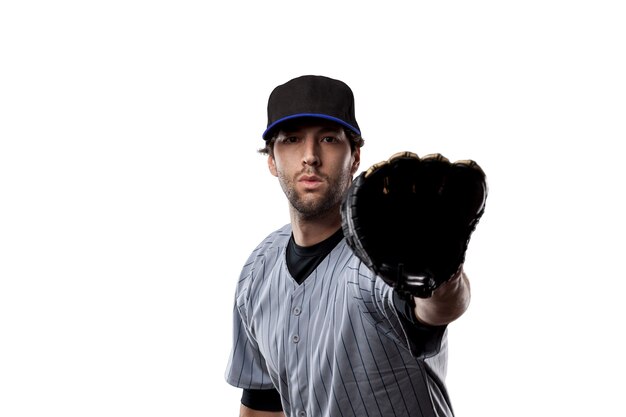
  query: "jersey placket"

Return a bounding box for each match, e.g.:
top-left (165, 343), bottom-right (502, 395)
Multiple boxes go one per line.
top-left (287, 284), bottom-right (309, 417)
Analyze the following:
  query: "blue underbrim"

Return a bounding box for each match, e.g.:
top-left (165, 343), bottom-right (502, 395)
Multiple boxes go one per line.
top-left (262, 113), bottom-right (361, 140)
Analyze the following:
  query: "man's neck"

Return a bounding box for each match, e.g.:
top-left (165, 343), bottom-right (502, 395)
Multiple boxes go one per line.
top-left (290, 207), bottom-right (342, 247)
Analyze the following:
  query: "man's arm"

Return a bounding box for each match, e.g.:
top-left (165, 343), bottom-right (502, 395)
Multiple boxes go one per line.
top-left (240, 404), bottom-right (285, 417)
top-left (413, 269), bottom-right (471, 326)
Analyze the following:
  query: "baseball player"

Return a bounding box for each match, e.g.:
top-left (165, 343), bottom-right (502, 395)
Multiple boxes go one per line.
top-left (225, 75), bottom-right (487, 417)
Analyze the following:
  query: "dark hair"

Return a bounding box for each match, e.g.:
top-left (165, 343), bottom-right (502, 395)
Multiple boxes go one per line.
top-left (257, 127), bottom-right (364, 157)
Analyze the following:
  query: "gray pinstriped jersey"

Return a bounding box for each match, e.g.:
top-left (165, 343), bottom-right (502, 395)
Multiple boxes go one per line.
top-left (225, 224), bottom-right (454, 417)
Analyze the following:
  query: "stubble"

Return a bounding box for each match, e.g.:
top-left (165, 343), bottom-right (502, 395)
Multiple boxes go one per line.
top-left (278, 169), bottom-right (351, 221)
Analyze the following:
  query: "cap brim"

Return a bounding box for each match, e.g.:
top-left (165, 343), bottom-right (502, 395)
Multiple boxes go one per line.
top-left (262, 113), bottom-right (361, 140)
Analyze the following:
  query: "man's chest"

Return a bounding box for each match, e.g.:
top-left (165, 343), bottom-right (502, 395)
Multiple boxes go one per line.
top-left (247, 264), bottom-right (358, 375)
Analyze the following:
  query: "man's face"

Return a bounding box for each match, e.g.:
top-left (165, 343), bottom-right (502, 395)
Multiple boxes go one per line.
top-left (267, 120), bottom-right (360, 220)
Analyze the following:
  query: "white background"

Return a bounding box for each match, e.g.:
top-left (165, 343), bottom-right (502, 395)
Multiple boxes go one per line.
top-left (1, 1), bottom-right (625, 416)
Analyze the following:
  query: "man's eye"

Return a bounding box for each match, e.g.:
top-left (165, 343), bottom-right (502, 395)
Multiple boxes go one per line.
top-left (282, 136), bottom-right (299, 143)
top-left (322, 136), bottom-right (338, 143)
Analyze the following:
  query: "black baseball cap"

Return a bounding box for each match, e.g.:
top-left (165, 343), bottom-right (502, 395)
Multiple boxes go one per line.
top-left (262, 75), bottom-right (361, 140)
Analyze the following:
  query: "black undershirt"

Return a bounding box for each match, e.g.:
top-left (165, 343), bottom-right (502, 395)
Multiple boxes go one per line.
top-left (286, 228), bottom-right (345, 284)
top-left (241, 228), bottom-right (443, 412)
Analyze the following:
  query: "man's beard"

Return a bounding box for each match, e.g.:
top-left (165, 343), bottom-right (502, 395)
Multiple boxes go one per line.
top-left (278, 170), bottom-right (350, 220)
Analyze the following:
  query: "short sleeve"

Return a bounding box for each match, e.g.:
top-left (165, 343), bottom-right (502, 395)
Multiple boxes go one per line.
top-left (224, 270), bottom-right (275, 390)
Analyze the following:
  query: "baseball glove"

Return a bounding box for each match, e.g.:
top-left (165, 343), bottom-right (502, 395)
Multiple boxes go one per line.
top-left (341, 152), bottom-right (487, 299)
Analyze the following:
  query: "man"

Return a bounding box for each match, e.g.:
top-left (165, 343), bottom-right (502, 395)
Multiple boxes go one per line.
top-left (225, 75), bottom-right (477, 417)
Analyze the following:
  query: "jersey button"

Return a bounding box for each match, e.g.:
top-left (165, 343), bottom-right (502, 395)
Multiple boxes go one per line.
top-left (292, 335), bottom-right (300, 343)
top-left (293, 307), bottom-right (301, 316)
top-left (298, 411), bottom-right (306, 417)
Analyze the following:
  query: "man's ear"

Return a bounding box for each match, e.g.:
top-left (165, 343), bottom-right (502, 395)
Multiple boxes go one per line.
top-left (351, 148), bottom-right (361, 175)
top-left (267, 155), bottom-right (278, 177)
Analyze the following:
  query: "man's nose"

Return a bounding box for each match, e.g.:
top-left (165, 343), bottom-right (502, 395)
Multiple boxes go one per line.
top-left (302, 137), bottom-right (320, 166)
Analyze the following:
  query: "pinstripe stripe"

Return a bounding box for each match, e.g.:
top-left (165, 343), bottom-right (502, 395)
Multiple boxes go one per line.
top-left (356, 311), bottom-right (401, 417)
top-left (375, 320), bottom-right (413, 415)
top-left (225, 224), bottom-right (453, 417)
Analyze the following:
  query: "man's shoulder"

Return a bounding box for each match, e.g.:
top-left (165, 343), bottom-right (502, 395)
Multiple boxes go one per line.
top-left (239, 224), bottom-right (291, 278)
top-left (252, 223), bottom-right (292, 254)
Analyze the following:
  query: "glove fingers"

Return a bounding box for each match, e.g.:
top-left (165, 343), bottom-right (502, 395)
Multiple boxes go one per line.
top-left (417, 156), bottom-right (487, 281)
top-left (369, 154), bottom-right (446, 279)
top-left (356, 155), bottom-right (421, 275)
top-left (443, 160), bottom-right (488, 228)
top-left (360, 153), bottom-right (456, 274)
